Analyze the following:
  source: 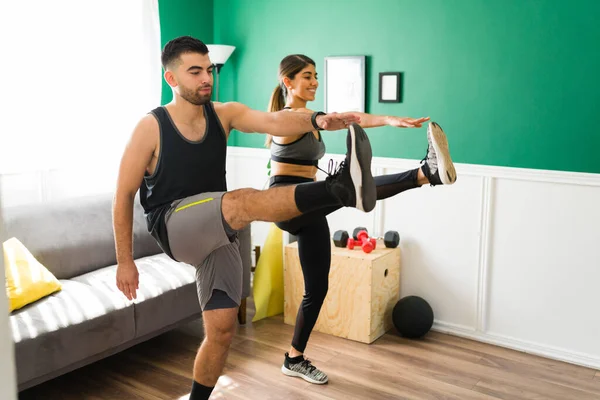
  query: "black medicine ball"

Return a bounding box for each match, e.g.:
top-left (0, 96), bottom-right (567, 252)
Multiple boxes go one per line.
top-left (392, 296), bottom-right (434, 339)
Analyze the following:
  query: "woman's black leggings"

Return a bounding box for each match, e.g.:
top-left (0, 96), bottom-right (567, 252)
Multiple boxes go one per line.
top-left (269, 167), bottom-right (420, 353)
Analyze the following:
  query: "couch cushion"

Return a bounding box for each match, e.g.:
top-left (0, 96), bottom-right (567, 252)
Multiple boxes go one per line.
top-left (2, 193), bottom-right (162, 280)
top-left (10, 280), bottom-right (134, 385)
top-left (71, 253), bottom-right (201, 338)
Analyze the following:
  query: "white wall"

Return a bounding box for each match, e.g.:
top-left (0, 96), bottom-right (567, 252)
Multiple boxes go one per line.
top-left (0, 165), bottom-right (119, 209)
top-left (0, 191), bottom-right (18, 400)
top-left (226, 147), bottom-right (600, 370)
top-left (2, 147), bottom-right (600, 371)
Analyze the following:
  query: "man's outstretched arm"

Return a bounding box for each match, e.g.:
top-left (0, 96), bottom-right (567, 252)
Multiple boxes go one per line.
top-left (220, 102), bottom-right (361, 136)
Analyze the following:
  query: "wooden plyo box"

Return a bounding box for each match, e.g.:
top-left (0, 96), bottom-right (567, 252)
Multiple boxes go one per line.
top-left (283, 239), bottom-right (401, 344)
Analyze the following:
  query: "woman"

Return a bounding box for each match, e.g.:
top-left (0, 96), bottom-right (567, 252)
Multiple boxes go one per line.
top-left (267, 54), bottom-right (456, 384)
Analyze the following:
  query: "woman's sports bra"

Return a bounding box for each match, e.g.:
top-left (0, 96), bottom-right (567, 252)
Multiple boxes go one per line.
top-left (269, 107), bottom-right (326, 166)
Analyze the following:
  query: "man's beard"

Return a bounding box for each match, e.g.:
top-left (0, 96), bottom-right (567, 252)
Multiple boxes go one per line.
top-left (180, 85), bottom-right (212, 105)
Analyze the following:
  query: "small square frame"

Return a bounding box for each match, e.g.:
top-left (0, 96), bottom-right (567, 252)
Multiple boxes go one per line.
top-left (379, 72), bottom-right (402, 103)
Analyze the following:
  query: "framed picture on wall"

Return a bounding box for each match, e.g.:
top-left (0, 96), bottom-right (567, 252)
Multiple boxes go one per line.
top-left (324, 56), bottom-right (366, 113)
top-left (379, 72), bottom-right (402, 103)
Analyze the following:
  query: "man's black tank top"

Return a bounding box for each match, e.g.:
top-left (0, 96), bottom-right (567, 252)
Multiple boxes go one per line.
top-left (139, 102), bottom-right (227, 258)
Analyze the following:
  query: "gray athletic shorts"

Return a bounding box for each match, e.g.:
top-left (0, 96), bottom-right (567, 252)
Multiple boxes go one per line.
top-left (164, 191), bottom-right (242, 311)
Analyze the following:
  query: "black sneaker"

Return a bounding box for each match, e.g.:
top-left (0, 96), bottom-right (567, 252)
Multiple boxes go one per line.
top-left (324, 123), bottom-right (376, 212)
top-left (281, 352), bottom-right (328, 384)
top-left (421, 122), bottom-right (457, 185)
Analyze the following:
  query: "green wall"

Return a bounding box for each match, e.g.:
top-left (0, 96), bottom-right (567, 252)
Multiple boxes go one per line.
top-left (158, 0), bottom-right (213, 105)
top-left (212, 0), bottom-right (600, 174)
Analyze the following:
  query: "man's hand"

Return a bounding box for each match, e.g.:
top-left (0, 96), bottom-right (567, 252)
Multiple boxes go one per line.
top-left (315, 112), bottom-right (362, 131)
top-left (116, 260), bottom-right (139, 301)
top-left (387, 116), bottom-right (430, 128)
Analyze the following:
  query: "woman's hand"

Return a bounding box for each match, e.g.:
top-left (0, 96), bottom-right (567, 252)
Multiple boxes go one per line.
top-left (387, 116), bottom-right (430, 128)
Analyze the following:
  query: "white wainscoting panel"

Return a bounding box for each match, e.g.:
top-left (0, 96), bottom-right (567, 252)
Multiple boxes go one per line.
top-left (380, 170), bottom-right (484, 332)
top-left (485, 177), bottom-right (600, 366)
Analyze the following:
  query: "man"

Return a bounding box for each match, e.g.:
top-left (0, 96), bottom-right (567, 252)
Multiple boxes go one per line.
top-left (112, 36), bottom-right (376, 400)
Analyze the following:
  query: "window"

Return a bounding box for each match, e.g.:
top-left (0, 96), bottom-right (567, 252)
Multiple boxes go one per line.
top-left (0, 0), bottom-right (161, 175)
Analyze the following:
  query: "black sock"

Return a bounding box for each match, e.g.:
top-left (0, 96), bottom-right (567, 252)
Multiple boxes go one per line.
top-left (294, 180), bottom-right (341, 213)
top-left (189, 381), bottom-right (214, 400)
top-left (286, 352), bottom-right (305, 364)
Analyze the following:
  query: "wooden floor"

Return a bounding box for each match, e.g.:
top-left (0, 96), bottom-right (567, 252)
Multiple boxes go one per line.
top-left (19, 298), bottom-right (600, 400)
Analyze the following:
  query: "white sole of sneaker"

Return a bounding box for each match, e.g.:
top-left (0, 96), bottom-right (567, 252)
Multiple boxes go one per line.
top-left (281, 365), bottom-right (329, 384)
top-left (348, 124), bottom-right (364, 211)
top-left (428, 122), bottom-right (457, 185)
top-left (348, 123), bottom-right (376, 212)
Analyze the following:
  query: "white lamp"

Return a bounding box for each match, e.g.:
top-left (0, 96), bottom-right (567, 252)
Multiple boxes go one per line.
top-left (206, 44), bottom-right (236, 101)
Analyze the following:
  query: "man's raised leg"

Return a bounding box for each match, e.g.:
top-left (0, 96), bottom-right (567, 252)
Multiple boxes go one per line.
top-left (223, 123), bottom-right (377, 230)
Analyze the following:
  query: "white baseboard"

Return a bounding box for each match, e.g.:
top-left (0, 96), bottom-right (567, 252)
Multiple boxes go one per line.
top-left (432, 321), bottom-right (600, 370)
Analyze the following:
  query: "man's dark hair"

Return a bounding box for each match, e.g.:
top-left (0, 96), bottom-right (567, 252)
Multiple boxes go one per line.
top-left (161, 36), bottom-right (209, 69)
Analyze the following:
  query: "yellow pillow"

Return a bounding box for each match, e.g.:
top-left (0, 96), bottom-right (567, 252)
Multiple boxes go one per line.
top-left (3, 237), bottom-right (62, 312)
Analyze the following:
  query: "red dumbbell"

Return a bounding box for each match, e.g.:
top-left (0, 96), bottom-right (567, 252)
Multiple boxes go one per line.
top-left (356, 230), bottom-right (377, 250)
top-left (357, 230), bottom-right (377, 250)
top-left (348, 230), bottom-right (377, 253)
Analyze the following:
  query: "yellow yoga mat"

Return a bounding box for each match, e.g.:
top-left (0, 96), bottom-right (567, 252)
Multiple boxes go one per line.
top-left (252, 223), bottom-right (284, 322)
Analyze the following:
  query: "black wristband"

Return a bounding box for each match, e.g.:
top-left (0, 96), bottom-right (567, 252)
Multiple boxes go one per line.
top-left (311, 111), bottom-right (326, 130)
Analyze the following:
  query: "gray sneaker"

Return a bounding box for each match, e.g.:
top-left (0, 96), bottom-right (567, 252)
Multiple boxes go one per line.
top-left (281, 353), bottom-right (329, 384)
top-left (325, 123), bottom-right (377, 212)
top-left (421, 122), bottom-right (457, 185)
